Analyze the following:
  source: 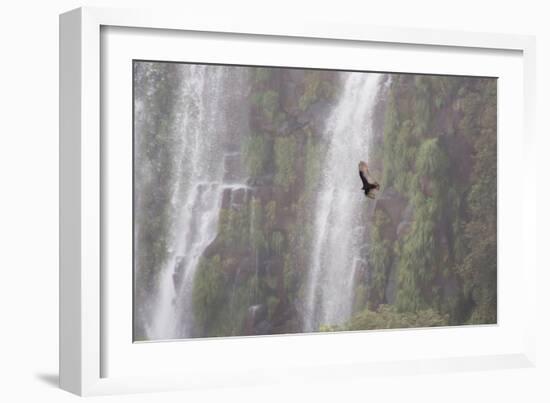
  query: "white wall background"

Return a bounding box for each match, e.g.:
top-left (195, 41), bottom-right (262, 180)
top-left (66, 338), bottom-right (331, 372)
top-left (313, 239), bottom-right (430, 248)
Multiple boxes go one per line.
top-left (0, 0), bottom-right (547, 401)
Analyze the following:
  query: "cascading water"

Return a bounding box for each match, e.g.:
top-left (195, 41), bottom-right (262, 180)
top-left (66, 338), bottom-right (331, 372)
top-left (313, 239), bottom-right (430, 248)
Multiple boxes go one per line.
top-left (138, 64), bottom-right (250, 340)
top-left (135, 63), bottom-right (385, 340)
top-left (303, 72), bottom-right (383, 332)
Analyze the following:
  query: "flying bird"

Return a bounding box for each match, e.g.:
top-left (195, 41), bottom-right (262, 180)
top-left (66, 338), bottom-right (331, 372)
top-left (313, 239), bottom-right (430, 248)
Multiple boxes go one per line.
top-left (358, 161), bottom-right (380, 199)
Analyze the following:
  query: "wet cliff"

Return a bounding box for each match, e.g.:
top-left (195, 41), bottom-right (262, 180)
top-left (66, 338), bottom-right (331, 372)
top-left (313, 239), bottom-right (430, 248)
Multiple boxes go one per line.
top-left (133, 63), bottom-right (497, 340)
top-left (344, 74), bottom-right (497, 330)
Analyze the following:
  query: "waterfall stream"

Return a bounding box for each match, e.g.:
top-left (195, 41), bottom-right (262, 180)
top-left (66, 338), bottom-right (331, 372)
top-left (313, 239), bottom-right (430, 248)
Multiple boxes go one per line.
top-left (136, 64), bottom-right (384, 340)
top-left (303, 72), bottom-right (383, 332)
top-left (141, 65), bottom-right (250, 340)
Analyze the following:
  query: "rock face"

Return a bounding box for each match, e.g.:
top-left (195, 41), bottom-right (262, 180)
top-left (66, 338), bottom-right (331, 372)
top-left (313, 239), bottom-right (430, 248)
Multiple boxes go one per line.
top-left (134, 64), bottom-right (498, 340)
top-left (243, 304), bottom-right (270, 335)
top-left (396, 203), bottom-right (414, 238)
top-left (372, 187), bottom-right (408, 242)
top-left (384, 260), bottom-right (398, 305)
top-left (187, 67), bottom-right (343, 338)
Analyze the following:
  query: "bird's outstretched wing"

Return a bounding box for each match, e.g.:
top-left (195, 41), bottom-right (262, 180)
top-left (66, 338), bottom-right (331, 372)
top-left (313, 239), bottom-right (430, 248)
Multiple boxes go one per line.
top-left (358, 161), bottom-right (370, 189)
top-left (358, 160), bottom-right (380, 199)
top-left (358, 169), bottom-right (369, 190)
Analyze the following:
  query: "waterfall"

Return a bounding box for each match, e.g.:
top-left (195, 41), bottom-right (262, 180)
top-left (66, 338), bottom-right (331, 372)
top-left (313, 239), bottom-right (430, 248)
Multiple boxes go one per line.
top-left (138, 64), bottom-right (250, 340)
top-left (135, 63), bottom-right (385, 340)
top-left (303, 72), bottom-right (383, 332)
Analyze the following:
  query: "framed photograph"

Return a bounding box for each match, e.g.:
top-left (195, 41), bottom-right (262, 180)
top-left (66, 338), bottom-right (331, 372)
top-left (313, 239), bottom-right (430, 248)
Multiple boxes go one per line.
top-left (60, 7), bottom-right (537, 396)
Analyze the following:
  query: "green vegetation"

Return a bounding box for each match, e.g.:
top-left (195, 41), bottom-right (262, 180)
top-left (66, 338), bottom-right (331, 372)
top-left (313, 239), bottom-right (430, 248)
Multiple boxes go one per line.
top-left (253, 67), bottom-right (272, 84)
top-left (243, 134), bottom-right (270, 178)
top-left (192, 255), bottom-right (226, 331)
top-left (366, 210), bottom-right (393, 309)
top-left (133, 63), bottom-right (188, 340)
top-left (363, 75), bottom-right (497, 327)
top-left (136, 65), bottom-right (496, 339)
top-left (343, 305), bottom-right (448, 331)
top-left (274, 136), bottom-right (297, 190)
top-left (304, 136), bottom-right (323, 193)
top-left (185, 67), bottom-right (348, 337)
top-left (298, 71), bottom-right (335, 111)
top-left (270, 231), bottom-right (285, 255)
top-left (459, 81), bottom-right (498, 324)
top-left (395, 137), bottom-right (449, 312)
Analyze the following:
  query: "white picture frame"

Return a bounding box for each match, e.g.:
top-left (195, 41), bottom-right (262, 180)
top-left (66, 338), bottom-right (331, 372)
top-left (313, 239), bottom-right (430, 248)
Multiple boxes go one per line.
top-left (60, 6), bottom-right (537, 396)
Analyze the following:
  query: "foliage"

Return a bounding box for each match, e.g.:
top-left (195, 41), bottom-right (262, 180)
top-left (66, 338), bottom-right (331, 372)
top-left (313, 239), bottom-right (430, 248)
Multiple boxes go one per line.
top-left (298, 72), bottom-right (320, 111)
top-left (353, 284), bottom-right (368, 314)
top-left (249, 197), bottom-right (267, 251)
top-left (137, 66), bottom-right (497, 339)
top-left (395, 136), bottom-right (450, 313)
top-left (192, 255), bottom-right (226, 330)
top-left (416, 138), bottom-right (449, 181)
top-left (304, 136), bottom-right (322, 193)
top-left (265, 200), bottom-right (277, 228)
top-left (283, 252), bottom-right (298, 295)
top-left (218, 207), bottom-right (250, 249)
top-left (243, 134), bottom-right (270, 178)
top-left (371, 75), bottom-right (496, 326)
top-left (458, 80), bottom-right (497, 324)
top-left (270, 231), bottom-right (285, 255)
top-left (133, 63), bottom-right (188, 339)
top-left (267, 296), bottom-right (280, 319)
top-left (344, 305), bottom-right (448, 331)
top-left (366, 210), bottom-right (393, 309)
top-left (274, 136), bottom-right (297, 190)
top-left (253, 67), bottom-right (272, 84)
top-left (381, 97), bottom-right (417, 194)
top-left (260, 90), bottom-right (280, 122)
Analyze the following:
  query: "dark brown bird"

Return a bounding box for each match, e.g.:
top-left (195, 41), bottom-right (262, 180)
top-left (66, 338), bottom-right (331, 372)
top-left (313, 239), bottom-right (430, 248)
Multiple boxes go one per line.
top-left (358, 161), bottom-right (380, 199)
